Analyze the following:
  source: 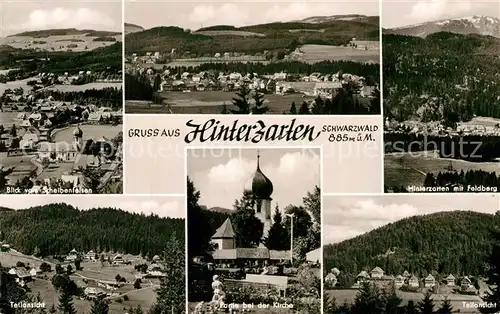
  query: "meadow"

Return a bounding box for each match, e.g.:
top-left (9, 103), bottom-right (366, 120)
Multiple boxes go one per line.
top-left (384, 151), bottom-right (500, 188)
top-left (52, 124), bottom-right (123, 142)
top-left (126, 91), bottom-right (313, 114)
top-left (44, 82), bottom-right (122, 92)
top-left (294, 44), bottom-right (380, 64)
top-left (0, 34), bottom-right (121, 52)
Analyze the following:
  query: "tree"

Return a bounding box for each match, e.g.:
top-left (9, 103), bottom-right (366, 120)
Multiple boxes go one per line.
top-left (90, 297), bottom-right (109, 314)
top-left (289, 102), bottom-right (297, 114)
top-left (57, 290), bottom-right (77, 314)
top-left (74, 257), bottom-right (81, 271)
top-left (232, 190), bottom-right (263, 247)
top-left (383, 283), bottom-right (402, 314)
top-left (134, 278), bottom-right (141, 289)
top-left (303, 186), bottom-right (321, 225)
top-left (187, 177), bottom-right (214, 257)
top-left (437, 296), bottom-right (453, 314)
top-left (405, 300), bottom-right (418, 314)
top-left (264, 205), bottom-right (289, 250)
top-left (298, 101), bottom-right (310, 114)
top-left (153, 74), bottom-right (162, 92)
top-left (481, 224), bottom-right (500, 313)
top-left (9, 124), bottom-right (16, 137)
top-left (418, 292), bottom-right (435, 314)
top-left (149, 232), bottom-right (185, 314)
top-left (251, 91), bottom-right (269, 114)
top-left (351, 281), bottom-right (385, 314)
top-left (66, 264), bottom-right (73, 275)
top-left (230, 85), bottom-right (251, 114)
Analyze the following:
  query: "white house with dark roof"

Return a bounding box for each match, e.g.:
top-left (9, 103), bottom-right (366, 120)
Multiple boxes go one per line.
top-left (371, 267), bottom-right (384, 279)
top-left (409, 275), bottom-right (419, 288)
top-left (444, 274), bottom-right (456, 286)
top-left (424, 274), bottom-right (436, 287)
top-left (211, 218), bottom-right (235, 250)
top-left (394, 275), bottom-right (405, 288)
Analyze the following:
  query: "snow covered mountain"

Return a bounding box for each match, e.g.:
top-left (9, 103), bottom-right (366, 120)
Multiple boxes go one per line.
top-left (387, 15), bottom-right (500, 38)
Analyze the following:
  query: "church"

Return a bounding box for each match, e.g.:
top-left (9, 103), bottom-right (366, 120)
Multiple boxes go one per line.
top-left (210, 153), bottom-right (291, 266)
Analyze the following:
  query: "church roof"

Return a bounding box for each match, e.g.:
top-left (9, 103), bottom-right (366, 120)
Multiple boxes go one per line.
top-left (212, 218), bottom-right (235, 239)
top-left (251, 153), bottom-right (273, 199)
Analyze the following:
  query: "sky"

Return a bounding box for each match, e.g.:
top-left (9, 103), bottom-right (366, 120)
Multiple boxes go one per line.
top-left (0, 196), bottom-right (185, 218)
top-left (125, 1), bottom-right (379, 30)
top-left (1, 1), bottom-right (122, 36)
top-left (383, 0), bottom-right (500, 28)
top-left (323, 194), bottom-right (500, 244)
top-left (187, 148), bottom-right (321, 210)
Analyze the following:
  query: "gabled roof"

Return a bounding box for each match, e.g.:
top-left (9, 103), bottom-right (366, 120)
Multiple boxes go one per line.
top-left (371, 267), bottom-right (384, 273)
top-left (212, 218), bottom-right (235, 239)
top-left (445, 274), bottom-right (456, 280)
top-left (425, 274), bottom-right (435, 281)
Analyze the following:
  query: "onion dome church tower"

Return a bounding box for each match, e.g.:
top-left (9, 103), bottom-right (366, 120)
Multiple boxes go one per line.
top-left (73, 125), bottom-right (83, 151)
top-left (251, 151), bottom-right (273, 242)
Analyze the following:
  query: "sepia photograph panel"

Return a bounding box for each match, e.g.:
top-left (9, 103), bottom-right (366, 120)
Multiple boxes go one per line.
top-left (0, 1), bottom-right (123, 194)
top-left (187, 148), bottom-right (321, 313)
top-left (0, 195), bottom-right (185, 314)
top-left (323, 194), bottom-right (500, 314)
top-left (124, 1), bottom-right (380, 115)
top-left (382, 0), bottom-right (500, 193)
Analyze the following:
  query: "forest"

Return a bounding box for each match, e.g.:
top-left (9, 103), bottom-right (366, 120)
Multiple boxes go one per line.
top-left (383, 32), bottom-right (500, 123)
top-left (323, 211), bottom-right (500, 285)
top-left (124, 19), bottom-right (379, 55)
top-left (0, 42), bottom-right (122, 74)
top-left (0, 203), bottom-right (184, 258)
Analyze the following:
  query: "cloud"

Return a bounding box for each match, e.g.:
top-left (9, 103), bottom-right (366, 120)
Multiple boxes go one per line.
top-left (188, 4), bottom-right (251, 28)
top-left (323, 198), bottom-right (419, 244)
top-left (117, 200), bottom-right (185, 218)
top-left (406, 0), bottom-right (472, 22)
top-left (192, 152), bottom-right (320, 210)
top-left (12, 7), bottom-right (116, 31)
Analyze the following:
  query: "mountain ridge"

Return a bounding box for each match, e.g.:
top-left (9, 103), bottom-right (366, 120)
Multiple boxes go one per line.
top-left (8, 28), bottom-right (122, 38)
top-left (386, 15), bottom-right (500, 38)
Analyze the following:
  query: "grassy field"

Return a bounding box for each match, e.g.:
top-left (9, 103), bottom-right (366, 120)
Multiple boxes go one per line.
top-left (0, 251), bottom-right (157, 314)
top-left (0, 76), bottom-right (38, 95)
top-left (384, 151), bottom-right (500, 188)
top-left (325, 289), bottom-right (482, 313)
top-left (52, 124), bottom-right (122, 142)
top-left (294, 44), bottom-right (380, 64)
top-left (0, 34), bottom-right (121, 52)
top-left (0, 111), bottom-right (22, 126)
top-left (43, 82), bottom-right (122, 92)
top-left (126, 91), bottom-right (313, 114)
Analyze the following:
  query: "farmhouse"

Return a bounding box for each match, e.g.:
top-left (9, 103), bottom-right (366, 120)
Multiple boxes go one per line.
top-left (357, 271), bottom-right (369, 283)
top-left (402, 270), bottom-right (411, 278)
top-left (84, 287), bottom-right (106, 299)
top-left (314, 82), bottom-right (342, 97)
top-left (66, 249), bottom-right (79, 261)
top-left (424, 274), bottom-right (436, 287)
top-left (444, 274), bottom-right (456, 286)
top-left (461, 277), bottom-right (472, 290)
top-left (8, 267), bottom-right (32, 286)
top-left (86, 250), bottom-right (97, 261)
top-left (371, 267), bottom-right (384, 279)
top-left (112, 254), bottom-right (125, 265)
top-left (394, 275), bottom-right (405, 288)
top-left (408, 275), bottom-right (419, 288)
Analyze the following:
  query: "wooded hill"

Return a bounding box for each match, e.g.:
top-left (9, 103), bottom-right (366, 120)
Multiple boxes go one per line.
top-left (125, 19), bottom-right (379, 55)
top-left (0, 203), bottom-right (184, 258)
top-left (0, 42), bottom-right (122, 73)
top-left (383, 32), bottom-right (500, 122)
top-left (324, 211), bottom-right (500, 279)
top-left (8, 28), bottom-right (121, 38)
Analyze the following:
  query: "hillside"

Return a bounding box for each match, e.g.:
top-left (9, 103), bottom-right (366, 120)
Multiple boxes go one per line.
top-left (324, 211), bottom-right (500, 279)
top-left (297, 15), bottom-right (379, 26)
top-left (383, 32), bottom-right (500, 121)
top-left (0, 42), bottom-right (123, 73)
top-left (8, 28), bottom-right (121, 38)
top-left (125, 22), bottom-right (145, 35)
top-left (0, 203), bottom-right (184, 257)
top-left (386, 15), bottom-right (500, 38)
top-left (125, 19), bottom-right (379, 55)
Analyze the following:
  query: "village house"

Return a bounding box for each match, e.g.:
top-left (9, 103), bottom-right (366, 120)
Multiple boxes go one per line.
top-left (84, 287), bottom-right (106, 299)
top-left (86, 250), bottom-right (97, 261)
top-left (461, 277), bottom-right (472, 290)
top-left (371, 267), bottom-right (384, 279)
top-left (314, 82), bottom-right (342, 97)
top-left (402, 270), bottom-right (411, 278)
top-left (8, 267), bottom-right (32, 286)
top-left (424, 274), bottom-right (436, 287)
top-left (29, 267), bottom-right (42, 277)
top-left (394, 275), bottom-right (405, 288)
top-left (444, 274), bottom-right (456, 286)
top-left (66, 249), bottom-right (79, 261)
top-left (408, 275), bottom-right (419, 288)
top-left (356, 271), bottom-right (369, 283)
top-left (112, 254), bottom-right (125, 265)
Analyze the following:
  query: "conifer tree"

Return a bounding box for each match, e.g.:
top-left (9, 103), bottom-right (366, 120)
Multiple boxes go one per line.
top-left (251, 91), bottom-right (269, 114)
top-left (289, 102), bottom-right (297, 114)
top-left (437, 296), bottom-right (453, 314)
top-left (481, 220), bottom-right (500, 313)
top-left (230, 85), bottom-right (251, 114)
top-left (418, 292), bottom-right (435, 314)
top-left (57, 290), bottom-right (76, 314)
top-left (264, 205), bottom-right (289, 250)
top-left (90, 297), bottom-right (109, 314)
top-left (405, 300), bottom-right (418, 314)
top-left (351, 281), bottom-right (385, 314)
